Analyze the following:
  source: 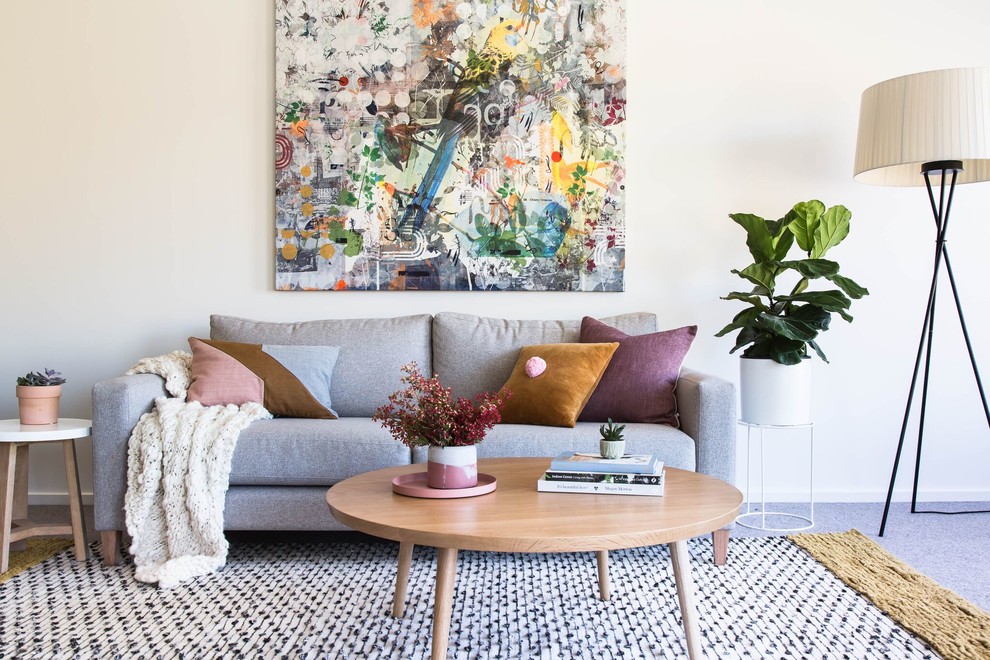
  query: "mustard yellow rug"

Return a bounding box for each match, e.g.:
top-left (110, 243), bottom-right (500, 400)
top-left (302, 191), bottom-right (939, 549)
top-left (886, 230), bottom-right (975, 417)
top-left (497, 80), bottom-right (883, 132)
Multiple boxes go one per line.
top-left (791, 529), bottom-right (990, 660)
top-left (0, 538), bottom-right (73, 585)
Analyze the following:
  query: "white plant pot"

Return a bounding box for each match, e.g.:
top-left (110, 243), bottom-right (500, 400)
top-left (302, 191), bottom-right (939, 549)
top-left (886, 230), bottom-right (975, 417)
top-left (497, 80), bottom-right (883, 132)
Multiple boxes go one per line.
top-left (739, 357), bottom-right (812, 426)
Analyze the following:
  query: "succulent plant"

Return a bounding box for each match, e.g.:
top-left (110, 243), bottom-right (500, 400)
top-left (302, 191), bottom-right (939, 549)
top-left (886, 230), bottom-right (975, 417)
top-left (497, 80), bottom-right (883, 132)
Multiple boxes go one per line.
top-left (599, 418), bottom-right (626, 442)
top-left (17, 368), bottom-right (66, 387)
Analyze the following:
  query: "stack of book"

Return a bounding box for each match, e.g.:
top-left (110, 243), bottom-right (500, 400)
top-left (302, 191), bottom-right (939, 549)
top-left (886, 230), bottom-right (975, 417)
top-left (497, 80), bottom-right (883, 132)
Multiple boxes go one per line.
top-left (537, 451), bottom-right (665, 496)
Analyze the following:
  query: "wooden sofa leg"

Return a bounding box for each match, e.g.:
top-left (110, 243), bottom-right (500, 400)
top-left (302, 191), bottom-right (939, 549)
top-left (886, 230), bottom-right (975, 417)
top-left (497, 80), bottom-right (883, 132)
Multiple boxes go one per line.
top-left (100, 530), bottom-right (122, 566)
top-left (712, 528), bottom-right (730, 566)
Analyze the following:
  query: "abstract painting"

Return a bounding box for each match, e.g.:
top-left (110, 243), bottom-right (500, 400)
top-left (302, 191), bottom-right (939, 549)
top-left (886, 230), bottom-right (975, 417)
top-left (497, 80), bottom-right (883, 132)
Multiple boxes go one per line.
top-left (275, 0), bottom-right (626, 291)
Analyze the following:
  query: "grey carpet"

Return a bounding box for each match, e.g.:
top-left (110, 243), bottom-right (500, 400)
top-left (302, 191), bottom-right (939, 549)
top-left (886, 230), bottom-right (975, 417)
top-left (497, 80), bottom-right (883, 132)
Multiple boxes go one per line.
top-left (733, 501), bottom-right (990, 611)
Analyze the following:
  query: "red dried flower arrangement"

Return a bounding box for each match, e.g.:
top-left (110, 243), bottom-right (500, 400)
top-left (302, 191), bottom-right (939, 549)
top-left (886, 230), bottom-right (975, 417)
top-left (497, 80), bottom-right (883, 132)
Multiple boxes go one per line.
top-left (372, 362), bottom-right (511, 448)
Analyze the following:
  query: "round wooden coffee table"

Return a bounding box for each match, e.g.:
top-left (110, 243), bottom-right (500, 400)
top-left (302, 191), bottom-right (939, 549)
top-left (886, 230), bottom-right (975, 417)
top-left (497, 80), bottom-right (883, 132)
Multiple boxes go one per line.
top-left (327, 457), bottom-right (741, 660)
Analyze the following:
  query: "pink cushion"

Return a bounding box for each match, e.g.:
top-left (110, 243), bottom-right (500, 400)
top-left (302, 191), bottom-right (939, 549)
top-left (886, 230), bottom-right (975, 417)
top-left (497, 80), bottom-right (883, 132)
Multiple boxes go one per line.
top-left (577, 317), bottom-right (697, 427)
top-left (187, 338), bottom-right (265, 407)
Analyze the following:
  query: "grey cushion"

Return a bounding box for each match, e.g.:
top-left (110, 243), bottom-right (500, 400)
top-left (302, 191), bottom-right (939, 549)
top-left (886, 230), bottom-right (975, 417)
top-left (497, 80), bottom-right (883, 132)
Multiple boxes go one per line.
top-left (229, 418), bottom-right (411, 486)
top-left (211, 314), bottom-right (431, 417)
top-left (432, 312), bottom-right (658, 399)
top-left (411, 422), bottom-right (696, 472)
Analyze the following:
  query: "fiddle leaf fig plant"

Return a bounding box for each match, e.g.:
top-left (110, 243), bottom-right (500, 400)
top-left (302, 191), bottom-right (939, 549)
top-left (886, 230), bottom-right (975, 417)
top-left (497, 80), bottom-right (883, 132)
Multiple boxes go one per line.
top-left (716, 200), bottom-right (869, 365)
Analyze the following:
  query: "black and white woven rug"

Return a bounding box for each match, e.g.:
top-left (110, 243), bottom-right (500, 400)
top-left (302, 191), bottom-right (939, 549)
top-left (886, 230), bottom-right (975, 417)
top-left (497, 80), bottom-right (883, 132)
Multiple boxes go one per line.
top-left (0, 537), bottom-right (935, 659)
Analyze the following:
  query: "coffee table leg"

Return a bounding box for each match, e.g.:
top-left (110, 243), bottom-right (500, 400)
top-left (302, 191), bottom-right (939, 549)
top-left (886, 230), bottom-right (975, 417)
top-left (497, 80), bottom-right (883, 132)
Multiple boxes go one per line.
top-left (393, 541), bottom-right (414, 617)
top-left (669, 540), bottom-right (702, 660)
top-left (432, 547), bottom-right (458, 660)
top-left (596, 550), bottom-right (610, 601)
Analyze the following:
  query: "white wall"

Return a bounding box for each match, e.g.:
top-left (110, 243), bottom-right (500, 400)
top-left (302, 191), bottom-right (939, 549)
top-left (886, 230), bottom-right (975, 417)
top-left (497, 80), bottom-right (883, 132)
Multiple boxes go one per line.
top-left (2, 0), bottom-right (988, 504)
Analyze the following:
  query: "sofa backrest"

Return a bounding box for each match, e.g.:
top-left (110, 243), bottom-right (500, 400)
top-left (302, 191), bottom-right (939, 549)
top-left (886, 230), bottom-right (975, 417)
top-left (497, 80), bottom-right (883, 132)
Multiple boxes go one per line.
top-left (432, 312), bottom-right (658, 399)
top-left (210, 314), bottom-right (432, 417)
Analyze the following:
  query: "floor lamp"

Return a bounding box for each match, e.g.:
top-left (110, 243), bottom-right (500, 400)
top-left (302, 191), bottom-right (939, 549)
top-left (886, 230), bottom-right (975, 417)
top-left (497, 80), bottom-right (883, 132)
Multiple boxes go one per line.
top-left (853, 67), bottom-right (990, 536)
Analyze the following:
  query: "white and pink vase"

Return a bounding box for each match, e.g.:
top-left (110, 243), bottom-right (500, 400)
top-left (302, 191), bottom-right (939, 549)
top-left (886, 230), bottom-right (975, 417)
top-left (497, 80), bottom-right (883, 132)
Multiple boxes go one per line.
top-left (427, 445), bottom-right (478, 489)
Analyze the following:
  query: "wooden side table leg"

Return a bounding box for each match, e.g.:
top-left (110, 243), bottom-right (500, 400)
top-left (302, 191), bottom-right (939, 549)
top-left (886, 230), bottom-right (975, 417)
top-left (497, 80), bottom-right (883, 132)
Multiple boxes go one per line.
top-left (11, 445), bottom-right (29, 552)
top-left (432, 547), bottom-right (458, 660)
top-left (596, 550), bottom-right (610, 601)
top-left (669, 540), bottom-right (702, 660)
top-left (1, 444), bottom-right (16, 573)
top-left (393, 541), bottom-right (414, 617)
top-left (62, 440), bottom-right (89, 561)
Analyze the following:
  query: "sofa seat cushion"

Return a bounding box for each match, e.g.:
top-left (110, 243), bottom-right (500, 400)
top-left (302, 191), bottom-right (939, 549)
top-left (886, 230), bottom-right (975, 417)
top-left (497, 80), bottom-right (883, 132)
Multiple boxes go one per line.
top-left (412, 423), bottom-right (696, 472)
top-left (228, 418), bottom-right (411, 486)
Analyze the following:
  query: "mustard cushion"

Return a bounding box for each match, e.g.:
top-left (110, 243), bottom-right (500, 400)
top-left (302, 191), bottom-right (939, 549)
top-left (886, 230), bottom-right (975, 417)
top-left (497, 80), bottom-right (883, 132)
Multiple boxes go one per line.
top-left (498, 343), bottom-right (619, 427)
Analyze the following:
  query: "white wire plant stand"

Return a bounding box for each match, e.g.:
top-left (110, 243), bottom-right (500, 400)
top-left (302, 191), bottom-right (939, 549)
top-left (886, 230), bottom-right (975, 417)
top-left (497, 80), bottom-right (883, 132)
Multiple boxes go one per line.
top-left (736, 421), bottom-right (815, 532)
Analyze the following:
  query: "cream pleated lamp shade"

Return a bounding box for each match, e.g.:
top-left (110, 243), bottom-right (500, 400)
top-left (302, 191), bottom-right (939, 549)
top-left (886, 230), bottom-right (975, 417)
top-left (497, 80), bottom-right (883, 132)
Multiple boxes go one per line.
top-left (854, 66), bottom-right (990, 186)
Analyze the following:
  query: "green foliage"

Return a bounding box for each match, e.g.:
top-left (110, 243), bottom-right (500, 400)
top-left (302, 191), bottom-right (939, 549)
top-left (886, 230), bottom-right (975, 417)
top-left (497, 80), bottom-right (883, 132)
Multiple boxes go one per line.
top-left (717, 200), bottom-right (869, 365)
top-left (599, 418), bottom-right (626, 442)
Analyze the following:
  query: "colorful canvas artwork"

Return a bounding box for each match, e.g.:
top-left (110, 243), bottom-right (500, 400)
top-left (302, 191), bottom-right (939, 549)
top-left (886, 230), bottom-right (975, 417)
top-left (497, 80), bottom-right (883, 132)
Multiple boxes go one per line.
top-left (275, 0), bottom-right (626, 291)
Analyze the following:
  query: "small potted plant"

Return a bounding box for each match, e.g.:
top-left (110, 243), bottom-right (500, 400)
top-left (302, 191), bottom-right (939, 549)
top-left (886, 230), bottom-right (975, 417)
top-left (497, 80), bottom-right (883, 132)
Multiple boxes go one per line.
top-left (373, 363), bottom-right (511, 489)
top-left (599, 419), bottom-right (626, 459)
top-left (716, 200), bottom-right (869, 425)
top-left (16, 368), bottom-right (66, 425)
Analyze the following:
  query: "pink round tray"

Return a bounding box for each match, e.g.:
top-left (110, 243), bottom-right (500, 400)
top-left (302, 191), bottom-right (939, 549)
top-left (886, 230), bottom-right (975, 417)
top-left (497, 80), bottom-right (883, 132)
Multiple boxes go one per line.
top-left (392, 472), bottom-right (497, 499)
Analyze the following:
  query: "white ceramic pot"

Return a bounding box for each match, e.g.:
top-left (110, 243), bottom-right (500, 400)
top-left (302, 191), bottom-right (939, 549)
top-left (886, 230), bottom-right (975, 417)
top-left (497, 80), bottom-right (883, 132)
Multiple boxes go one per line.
top-left (427, 445), bottom-right (478, 489)
top-left (739, 357), bottom-right (812, 426)
top-left (600, 439), bottom-right (625, 459)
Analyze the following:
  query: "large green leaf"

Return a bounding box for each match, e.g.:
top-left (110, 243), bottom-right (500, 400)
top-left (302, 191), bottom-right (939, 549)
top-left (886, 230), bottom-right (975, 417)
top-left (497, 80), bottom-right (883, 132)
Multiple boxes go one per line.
top-left (826, 273), bottom-right (869, 299)
top-left (771, 225), bottom-right (795, 261)
top-left (808, 339), bottom-right (829, 363)
top-left (721, 291), bottom-right (769, 308)
top-left (754, 313), bottom-right (819, 342)
top-left (742, 336), bottom-right (806, 364)
top-left (777, 289), bottom-right (851, 313)
top-left (811, 205), bottom-right (851, 258)
top-left (741, 336), bottom-right (772, 359)
top-left (732, 263), bottom-right (776, 292)
top-left (715, 307), bottom-right (763, 337)
top-left (789, 304), bottom-right (832, 331)
top-left (778, 259), bottom-right (839, 279)
top-left (787, 200), bottom-right (825, 254)
top-left (729, 326), bottom-right (762, 354)
top-left (768, 337), bottom-right (808, 365)
top-left (730, 213), bottom-right (774, 263)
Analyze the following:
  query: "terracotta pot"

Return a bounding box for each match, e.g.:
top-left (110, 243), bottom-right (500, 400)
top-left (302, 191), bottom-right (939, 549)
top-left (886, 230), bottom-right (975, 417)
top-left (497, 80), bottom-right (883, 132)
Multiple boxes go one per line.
top-left (16, 384), bottom-right (62, 425)
top-left (426, 445), bottom-right (478, 489)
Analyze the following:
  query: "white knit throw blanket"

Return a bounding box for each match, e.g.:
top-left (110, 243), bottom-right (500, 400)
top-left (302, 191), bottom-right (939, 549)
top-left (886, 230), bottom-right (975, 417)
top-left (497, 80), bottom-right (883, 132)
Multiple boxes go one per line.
top-left (124, 352), bottom-right (270, 588)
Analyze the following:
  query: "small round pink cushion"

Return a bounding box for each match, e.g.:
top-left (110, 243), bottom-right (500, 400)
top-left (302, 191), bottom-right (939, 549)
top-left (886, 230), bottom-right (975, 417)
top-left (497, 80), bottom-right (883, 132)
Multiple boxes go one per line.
top-left (525, 356), bottom-right (547, 378)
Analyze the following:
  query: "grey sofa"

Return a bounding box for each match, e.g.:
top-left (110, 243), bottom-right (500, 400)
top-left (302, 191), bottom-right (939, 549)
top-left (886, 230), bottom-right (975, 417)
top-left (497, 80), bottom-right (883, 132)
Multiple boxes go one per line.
top-left (92, 311), bottom-right (736, 566)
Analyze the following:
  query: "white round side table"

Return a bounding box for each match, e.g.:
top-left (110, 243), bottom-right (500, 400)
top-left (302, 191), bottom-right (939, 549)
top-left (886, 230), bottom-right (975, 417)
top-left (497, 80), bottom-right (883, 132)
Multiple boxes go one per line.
top-left (736, 420), bottom-right (815, 532)
top-left (0, 418), bottom-right (91, 573)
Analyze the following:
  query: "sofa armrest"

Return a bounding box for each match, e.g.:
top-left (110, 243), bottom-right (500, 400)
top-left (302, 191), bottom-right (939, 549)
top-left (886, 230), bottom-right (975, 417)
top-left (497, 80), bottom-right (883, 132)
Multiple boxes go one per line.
top-left (676, 367), bottom-right (737, 487)
top-left (92, 374), bottom-right (167, 531)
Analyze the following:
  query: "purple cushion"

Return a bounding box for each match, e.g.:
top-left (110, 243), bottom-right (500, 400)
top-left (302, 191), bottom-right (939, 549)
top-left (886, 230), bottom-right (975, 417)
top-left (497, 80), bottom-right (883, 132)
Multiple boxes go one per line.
top-left (578, 317), bottom-right (697, 427)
